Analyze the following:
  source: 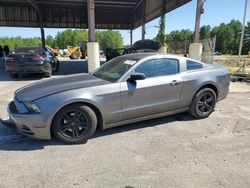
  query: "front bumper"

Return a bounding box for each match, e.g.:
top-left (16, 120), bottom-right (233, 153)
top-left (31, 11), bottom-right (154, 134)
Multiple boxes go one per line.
top-left (6, 101), bottom-right (51, 140)
top-left (0, 118), bottom-right (16, 129)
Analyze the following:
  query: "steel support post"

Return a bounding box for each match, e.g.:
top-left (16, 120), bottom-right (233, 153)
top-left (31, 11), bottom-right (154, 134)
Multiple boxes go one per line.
top-left (87, 0), bottom-right (100, 73)
top-left (141, 0), bottom-right (146, 40)
top-left (88, 0), bottom-right (96, 42)
top-left (130, 29), bottom-right (133, 47)
top-left (194, 0), bottom-right (203, 43)
top-left (40, 27), bottom-right (45, 48)
top-left (238, 0), bottom-right (248, 65)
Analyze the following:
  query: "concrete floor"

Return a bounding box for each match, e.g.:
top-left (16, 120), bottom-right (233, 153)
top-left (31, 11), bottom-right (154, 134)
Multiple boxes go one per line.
top-left (0, 58), bottom-right (250, 188)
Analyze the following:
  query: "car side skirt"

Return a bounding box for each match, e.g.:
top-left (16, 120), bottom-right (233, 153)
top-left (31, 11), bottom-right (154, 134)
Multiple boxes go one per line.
top-left (104, 107), bottom-right (189, 129)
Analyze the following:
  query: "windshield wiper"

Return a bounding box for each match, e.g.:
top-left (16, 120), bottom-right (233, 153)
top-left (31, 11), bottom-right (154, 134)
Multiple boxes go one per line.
top-left (92, 73), bottom-right (98, 77)
top-left (92, 73), bottom-right (103, 79)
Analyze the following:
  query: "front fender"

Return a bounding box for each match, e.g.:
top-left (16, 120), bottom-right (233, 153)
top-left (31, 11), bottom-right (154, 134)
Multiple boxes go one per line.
top-left (34, 90), bottom-right (104, 130)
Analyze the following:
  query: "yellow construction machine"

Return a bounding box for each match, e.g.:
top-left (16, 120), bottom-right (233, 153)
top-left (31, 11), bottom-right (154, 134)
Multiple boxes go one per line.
top-left (66, 45), bottom-right (86, 59)
top-left (46, 41), bottom-right (87, 59)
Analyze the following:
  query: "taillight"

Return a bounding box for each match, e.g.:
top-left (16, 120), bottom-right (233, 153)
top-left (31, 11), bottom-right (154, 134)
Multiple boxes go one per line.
top-left (32, 55), bottom-right (44, 62)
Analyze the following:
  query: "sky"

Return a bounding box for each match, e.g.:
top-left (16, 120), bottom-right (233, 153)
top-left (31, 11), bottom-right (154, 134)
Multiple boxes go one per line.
top-left (0, 0), bottom-right (249, 45)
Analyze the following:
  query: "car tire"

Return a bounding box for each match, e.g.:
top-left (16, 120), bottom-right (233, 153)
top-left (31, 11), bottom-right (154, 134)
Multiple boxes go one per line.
top-left (10, 73), bottom-right (18, 78)
top-left (52, 104), bottom-right (97, 144)
top-left (44, 65), bottom-right (52, 77)
top-left (189, 88), bottom-right (217, 119)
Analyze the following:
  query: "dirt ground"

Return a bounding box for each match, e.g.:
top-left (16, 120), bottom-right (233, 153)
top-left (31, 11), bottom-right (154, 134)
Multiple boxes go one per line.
top-left (0, 59), bottom-right (250, 188)
top-left (214, 55), bottom-right (250, 76)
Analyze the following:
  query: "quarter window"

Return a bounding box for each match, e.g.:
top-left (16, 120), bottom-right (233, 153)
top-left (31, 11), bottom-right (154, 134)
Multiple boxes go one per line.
top-left (135, 59), bottom-right (179, 78)
top-left (186, 60), bottom-right (203, 70)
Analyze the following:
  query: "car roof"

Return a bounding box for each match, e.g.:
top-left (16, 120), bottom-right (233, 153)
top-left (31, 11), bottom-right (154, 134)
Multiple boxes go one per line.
top-left (15, 46), bottom-right (44, 50)
top-left (121, 52), bottom-right (187, 61)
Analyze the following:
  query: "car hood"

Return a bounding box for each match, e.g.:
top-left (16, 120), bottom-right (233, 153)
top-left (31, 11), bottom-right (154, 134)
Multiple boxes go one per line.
top-left (15, 73), bottom-right (110, 102)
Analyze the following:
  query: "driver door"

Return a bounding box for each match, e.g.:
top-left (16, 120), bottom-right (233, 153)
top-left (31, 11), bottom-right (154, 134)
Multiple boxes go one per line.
top-left (120, 58), bottom-right (183, 120)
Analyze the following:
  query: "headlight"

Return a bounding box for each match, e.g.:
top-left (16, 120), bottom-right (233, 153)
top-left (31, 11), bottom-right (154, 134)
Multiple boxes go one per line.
top-left (23, 102), bottom-right (41, 113)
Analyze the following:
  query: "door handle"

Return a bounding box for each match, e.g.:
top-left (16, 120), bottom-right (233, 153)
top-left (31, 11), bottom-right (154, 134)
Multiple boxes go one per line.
top-left (170, 80), bottom-right (181, 86)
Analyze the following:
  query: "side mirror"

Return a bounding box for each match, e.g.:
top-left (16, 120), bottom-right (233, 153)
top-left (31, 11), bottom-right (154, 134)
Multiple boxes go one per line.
top-left (129, 73), bottom-right (146, 81)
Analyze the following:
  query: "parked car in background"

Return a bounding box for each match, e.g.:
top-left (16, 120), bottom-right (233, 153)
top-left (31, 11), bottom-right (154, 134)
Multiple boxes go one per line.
top-left (3, 45), bottom-right (10, 56)
top-left (5, 46), bottom-right (59, 78)
top-left (0, 45), bottom-right (4, 58)
top-left (213, 51), bottom-right (222, 55)
top-left (2, 53), bottom-right (230, 144)
top-left (106, 39), bottom-right (160, 61)
top-left (100, 50), bottom-right (105, 58)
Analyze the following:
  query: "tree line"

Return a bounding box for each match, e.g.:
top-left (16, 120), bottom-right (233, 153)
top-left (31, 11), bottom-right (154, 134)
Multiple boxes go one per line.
top-left (0, 19), bottom-right (249, 54)
top-left (0, 29), bottom-right (124, 53)
top-left (46, 29), bottom-right (124, 52)
top-left (0, 36), bottom-right (41, 49)
top-left (163, 19), bottom-right (250, 55)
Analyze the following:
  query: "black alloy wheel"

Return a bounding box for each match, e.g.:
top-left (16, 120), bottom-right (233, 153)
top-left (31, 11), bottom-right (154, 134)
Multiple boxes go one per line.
top-left (196, 92), bottom-right (215, 115)
top-left (58, 110), bottom-right (89, 139)
top-left (189, 88), bottom-right (217, 119)
top-left (52, 104), bottom-right (97, 144)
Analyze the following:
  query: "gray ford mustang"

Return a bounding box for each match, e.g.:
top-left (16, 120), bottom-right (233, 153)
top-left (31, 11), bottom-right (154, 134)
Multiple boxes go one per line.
top-left (3, 53), bottom-right (230, 144)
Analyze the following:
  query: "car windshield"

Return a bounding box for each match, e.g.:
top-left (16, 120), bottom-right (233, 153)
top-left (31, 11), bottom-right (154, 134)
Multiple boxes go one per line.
top-left (15, 47), bottom-right (44, 55)
top-left (92, 56), bottom-right (138, 82)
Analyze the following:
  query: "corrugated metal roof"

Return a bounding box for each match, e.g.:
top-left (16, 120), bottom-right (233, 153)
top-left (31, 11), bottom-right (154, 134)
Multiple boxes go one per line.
top-left (0, 0), bottom-right (191, 29)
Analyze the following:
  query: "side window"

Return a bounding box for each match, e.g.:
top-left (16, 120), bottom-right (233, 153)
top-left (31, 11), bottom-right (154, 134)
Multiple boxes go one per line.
top-left (186, 60), bottom-right (203, 70)
top-left (45, 48), bottom-right (51, 56)
top-left (135, 58), bottom-right (179, 78)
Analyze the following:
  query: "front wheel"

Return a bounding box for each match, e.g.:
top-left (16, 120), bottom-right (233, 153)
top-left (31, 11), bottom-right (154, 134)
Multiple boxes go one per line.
top-left (189, 88), bottom-right (217, 119)
top-left (52, 104), bottom-right (97, 144)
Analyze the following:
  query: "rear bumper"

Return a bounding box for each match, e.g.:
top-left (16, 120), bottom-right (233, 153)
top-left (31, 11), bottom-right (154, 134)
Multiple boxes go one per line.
top-left (218, 74), bottom-right (230, 101)
top-left (5, 101), bottom-right (51, 140)
top-left (5, 64), bottom-right (50, 73)
top-left (218, 86), bottom-right (229, 101)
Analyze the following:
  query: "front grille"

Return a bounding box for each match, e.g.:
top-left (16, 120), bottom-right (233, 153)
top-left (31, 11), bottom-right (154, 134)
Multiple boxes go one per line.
top-left (9, 101), bottom-right (19, 114)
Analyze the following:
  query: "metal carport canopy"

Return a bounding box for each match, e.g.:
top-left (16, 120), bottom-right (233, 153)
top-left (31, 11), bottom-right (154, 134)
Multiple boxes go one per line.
top-left (0, 0), bottom-right (191, 30)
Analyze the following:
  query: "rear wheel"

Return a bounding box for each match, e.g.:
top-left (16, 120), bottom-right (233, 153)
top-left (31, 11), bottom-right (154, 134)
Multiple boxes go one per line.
top-left (44, 65), bottom-right (52, 77)
top-left (10, 73), bottom-right (18, 78)
top-left (52, 104), bottom-right (97, 144)
top-left (189, 88), bottom-right (217, 119)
